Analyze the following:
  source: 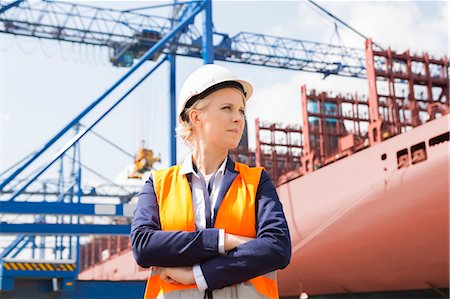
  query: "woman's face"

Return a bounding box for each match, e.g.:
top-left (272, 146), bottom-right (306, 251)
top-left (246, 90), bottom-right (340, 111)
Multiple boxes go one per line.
top-left (191, 87), bottom-right (246, 150)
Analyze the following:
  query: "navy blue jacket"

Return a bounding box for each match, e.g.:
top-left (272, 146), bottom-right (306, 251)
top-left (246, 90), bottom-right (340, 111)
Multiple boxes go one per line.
top-left (131, 158), bottom-right (291, 291)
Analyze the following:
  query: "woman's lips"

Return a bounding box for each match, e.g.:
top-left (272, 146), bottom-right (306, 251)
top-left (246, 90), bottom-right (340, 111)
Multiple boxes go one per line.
top-left (227, 129), bottom-right (240, 133)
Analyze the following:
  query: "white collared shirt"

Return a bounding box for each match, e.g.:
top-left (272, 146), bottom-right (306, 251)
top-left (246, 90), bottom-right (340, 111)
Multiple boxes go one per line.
top-left (180, 154), bottom-right (227, 230)
top-left (179, 154), bottom-right (227, 291)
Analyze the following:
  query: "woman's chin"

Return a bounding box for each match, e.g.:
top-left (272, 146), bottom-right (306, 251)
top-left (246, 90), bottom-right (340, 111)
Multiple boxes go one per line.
top-left (221, 140), bottom-right (240, 150)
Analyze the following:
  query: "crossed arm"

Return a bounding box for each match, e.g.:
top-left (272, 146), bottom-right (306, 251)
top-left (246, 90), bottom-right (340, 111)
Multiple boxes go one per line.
top-left (130, 170), bottom-right (291, 290)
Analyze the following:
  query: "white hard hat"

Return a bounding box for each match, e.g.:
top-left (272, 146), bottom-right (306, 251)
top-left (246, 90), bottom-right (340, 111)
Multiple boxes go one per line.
top-left (178, 64), bottom-right (253, 122)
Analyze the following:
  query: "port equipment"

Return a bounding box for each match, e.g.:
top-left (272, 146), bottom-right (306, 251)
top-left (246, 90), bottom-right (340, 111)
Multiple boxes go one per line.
top-left (365, 39), bottom-right (449, 144)
top-left (1, 0), bottom-right (448, 297)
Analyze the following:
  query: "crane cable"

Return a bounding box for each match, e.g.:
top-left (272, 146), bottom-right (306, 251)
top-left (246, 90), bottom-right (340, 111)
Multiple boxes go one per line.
top-left (306, 0), bottom-right (384, 50)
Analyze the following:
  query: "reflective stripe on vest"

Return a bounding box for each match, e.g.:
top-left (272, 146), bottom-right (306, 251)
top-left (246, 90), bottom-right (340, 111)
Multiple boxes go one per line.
top-left (144, 162), bottom-right (278, 299)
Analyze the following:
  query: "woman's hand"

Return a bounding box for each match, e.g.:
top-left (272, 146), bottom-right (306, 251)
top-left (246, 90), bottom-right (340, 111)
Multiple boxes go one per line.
top-left (155, 234), bottom-right (255, 285)
top-left (224, 233), bottom-right (255, 251)
top-left (159, 267), bottom-right (195, 285)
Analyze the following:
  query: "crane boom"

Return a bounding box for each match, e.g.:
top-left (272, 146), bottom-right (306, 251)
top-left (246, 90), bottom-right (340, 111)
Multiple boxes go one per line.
top-left (0, 0), bottom-right (367, 77)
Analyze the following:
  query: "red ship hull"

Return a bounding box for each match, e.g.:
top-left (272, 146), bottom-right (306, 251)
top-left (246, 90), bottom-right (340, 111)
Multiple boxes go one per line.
top-left (277, 114), bottom-right (449, 296)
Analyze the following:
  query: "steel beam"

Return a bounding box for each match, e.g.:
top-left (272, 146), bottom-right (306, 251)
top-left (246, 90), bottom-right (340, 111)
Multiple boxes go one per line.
top-left (169, 53), bottom-right (177, 166)
top-left (0, 0), bottom-right (24, 14)
top-left (0, 202), bottom-right (136, 217)
top-left (0, 1), bottom-right (205, 191)
top-left (201, 0), bottom-right (213, 63)
top-left (0, 224), bottom-right (131, 235)
top-left (0, 0), bottom-right (369, 78)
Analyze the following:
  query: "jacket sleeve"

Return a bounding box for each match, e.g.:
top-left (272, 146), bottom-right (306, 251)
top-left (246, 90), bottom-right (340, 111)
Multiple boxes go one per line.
top-left (199, 170), bottom-right (292, 290)
top-left (130, 174), bottom-right (221, 268)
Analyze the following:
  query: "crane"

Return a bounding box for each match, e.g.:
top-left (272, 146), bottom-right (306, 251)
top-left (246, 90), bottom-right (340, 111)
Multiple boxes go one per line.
top-left (0, 0), bottom-right (367, 75)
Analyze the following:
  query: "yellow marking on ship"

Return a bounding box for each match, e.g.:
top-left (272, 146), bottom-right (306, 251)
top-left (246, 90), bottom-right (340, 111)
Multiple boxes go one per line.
top-left (31, 263), bottom-right (40, 271)
top-left (24, 263), bottom-right (33, 271)
top-left (9, 263), bottom-right (18, 270)
top-left (17, 263), bottom-right (26, 270)
top-left (3, 262), bottom-right (76, 271)
top-left (45, 264), bottom-right (54, 271)
top-left (38, 263), bottom-right (47, 271)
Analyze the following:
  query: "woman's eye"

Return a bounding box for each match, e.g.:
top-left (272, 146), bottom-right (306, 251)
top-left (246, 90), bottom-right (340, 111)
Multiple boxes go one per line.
top-left (240, 109), bottom-right (246, 115)
top-left (222, 106), bottom-right (231, 110)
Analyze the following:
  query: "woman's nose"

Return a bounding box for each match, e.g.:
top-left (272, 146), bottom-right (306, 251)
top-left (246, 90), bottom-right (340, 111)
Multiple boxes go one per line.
top-left (233, 111), bottom-right (244, 123)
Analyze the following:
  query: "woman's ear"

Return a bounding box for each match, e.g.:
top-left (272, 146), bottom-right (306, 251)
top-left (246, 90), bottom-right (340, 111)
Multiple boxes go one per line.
top-left (188, 109), bottom-right (201, 127)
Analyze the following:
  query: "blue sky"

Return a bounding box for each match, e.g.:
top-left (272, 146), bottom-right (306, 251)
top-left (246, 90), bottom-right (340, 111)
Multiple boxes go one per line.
top-left (0, 0), bottom-right (448, 186)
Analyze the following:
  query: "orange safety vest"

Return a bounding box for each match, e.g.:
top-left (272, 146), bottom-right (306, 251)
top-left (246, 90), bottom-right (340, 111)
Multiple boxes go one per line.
top-left (144, 162), bottom-right (279, 299)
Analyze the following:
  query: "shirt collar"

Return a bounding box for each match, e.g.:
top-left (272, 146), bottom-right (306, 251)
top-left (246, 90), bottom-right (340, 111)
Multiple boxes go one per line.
top-left (180, 154), bottom-right (228, 176)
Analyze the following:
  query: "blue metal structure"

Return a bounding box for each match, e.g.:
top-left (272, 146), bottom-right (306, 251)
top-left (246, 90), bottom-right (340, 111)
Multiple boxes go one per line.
top-left (0, 0), bottom-right (372, 295)
top-left (1, 279), bottom-right (147, 298)
top-left (0, 0), bottom-right (367, 76)
top-left (1, 259), bottom-right (77, 292)
top-left (0, 0), bottom-right (213, 292)
top-left (0, 201), bottom-right (135, 217)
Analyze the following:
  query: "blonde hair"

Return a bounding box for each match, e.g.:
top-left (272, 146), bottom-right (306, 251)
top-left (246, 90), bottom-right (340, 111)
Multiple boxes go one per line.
top-left (176, 96), bottom-right (212, 147)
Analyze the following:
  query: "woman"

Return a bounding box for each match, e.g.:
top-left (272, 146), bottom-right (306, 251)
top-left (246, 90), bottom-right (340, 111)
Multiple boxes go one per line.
top-left (131, 64), bottom-right (291, 299)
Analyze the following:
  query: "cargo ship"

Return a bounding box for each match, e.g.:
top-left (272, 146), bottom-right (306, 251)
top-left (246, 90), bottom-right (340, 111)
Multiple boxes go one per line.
top-left (277, 113), bottom-right (449, 296)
